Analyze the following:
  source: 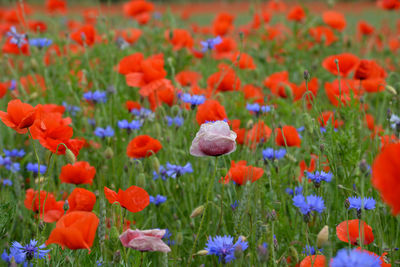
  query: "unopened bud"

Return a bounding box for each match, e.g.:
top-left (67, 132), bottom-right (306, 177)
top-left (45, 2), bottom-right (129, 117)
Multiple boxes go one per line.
top-left (257, 243), bottom-right (269, 262)
top-left (176, 232), bottom-right (184, 245)
top-left (195, 250), bottom-right (209, 256)
top-left (63, 200), bottom-right (69, 212)
top-left (110, 226), bottom-right (120, 243)
top-left (154, 122), bottom-right (162, 139)
top-left (65, 148), bottom-right (76, 164)
top-left (317, 225), bottom-right (329, 248)
top-left (104, 147), bottom-right (114, 159)
top-left (288, 246), bottom-right (299, 264)
top-left (303, 70), bottom-right (310, 81)
top-left (386, 85), bottom-right (397, 95)
top-left (171, 105), bottom-right (180, 117)
top-left (136, 173), bottom-right (146, 188)
top-left (113, 250), bottom-right (121, 263)
top-left (190, 205), bottom-right (205, 218)
top-left (152, 156), bottom-right (161, 174)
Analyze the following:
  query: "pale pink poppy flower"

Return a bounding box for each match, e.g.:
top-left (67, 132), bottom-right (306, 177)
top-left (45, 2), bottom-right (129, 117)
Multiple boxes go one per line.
top-left (119, 229), bottom-right (171, 253)
top-left (190, 120), bottom-right (237, 157)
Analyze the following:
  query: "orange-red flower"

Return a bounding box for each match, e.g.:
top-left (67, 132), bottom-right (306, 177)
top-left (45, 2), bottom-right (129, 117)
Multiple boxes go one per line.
top-left (175, 71), bottom-right (202, 87)
top-left (324, 79), bottom-right (359, 106)
top-left (116, 28), bottom-right (142, 44)
top-left (46, 0), bottom-right (66, 14)
top-left (245, 121), bottom-right (272, 146)
top-left (126, 135), bottom-right (162, 158)
top-left (300, 255), bottom-right (326, 267)
top-left (0, 99), bottom-right (36, 134)
top-left (207, 64), bottom-right (241, 92)
top-left (24, 189), bottom-right (64, 223)
top-left (28, 21), bottom-right (47, 33)
top-left (287, 5), bottom-right (305, 22)
top-left (275, 126), bottom-right (301, 147)
top-left (318, 111), bottom-right (343, 128)
top-left (165, 29), bottom-right (194, 50)
top-left (104, 185), bottom-right (149, 213)
top-left (118, 53), bottom-right (144, 75)
top-left (67, 188), bottom-right (96, 213)
top-left (2, 37), bottom-right (29, 55)
top-left (336, 219), bottom-right (374, 245)
top-left (70, 25), bottom-right (96, 46)
top-left (123, 0), bottom-right (154, 25)
top-left (222, 160), bottom-right (264, 185)
top-left (230, 52), bottom-right (256, 70)
top-left (353, 59), bottom-right (386, 80)
top-left (46, 211), bottom-right (99, 252)
top-left (212, 12), bottom-right (234, 36)
top-left (322, 11), bottom-right (346, 31)
top-left (309, 26), bottom-right (338, 46)
top-left (378, 0), bottom-right (400, 10)
top-left (60, 161), bottom-right (96, 185)
top-left (214, 37), bottom-right (236, 59)
top-left (322, 53), bottom-right (359, 77)
top-left (195, 99), bottom-right (227, 125)
top-left (372, 143), bottom-right (400, 214)
top-left (358, 21), bottom-right (375, 36)
top-left (125, 100), bottom-right (141, 112)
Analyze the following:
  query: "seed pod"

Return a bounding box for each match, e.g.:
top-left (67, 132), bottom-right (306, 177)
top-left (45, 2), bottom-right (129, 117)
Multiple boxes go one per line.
top-left (386, 85), bottom-right (397, 95)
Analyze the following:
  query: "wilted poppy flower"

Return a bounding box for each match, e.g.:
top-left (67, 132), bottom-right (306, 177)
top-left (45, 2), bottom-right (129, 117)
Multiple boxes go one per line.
top-left (300, 255), bottom-right (326, 267)
top-left (222, 160), bottom-right (264, 185)
top-left (67, 188), bottom-right (96, 213)
top-left (287, 5), bottom-right (305, 22)
top-left (372, 143), bottom-right (400, 214)
top-left (24, 189), bottom-right (64, 223)
top-left (190, 120), bottom-right (236, 157)
top-left (0, 99), bottom-right (36, 134)
top-left (322, 11), bottom-right (346, 31)
top-left (70, 25), bottom-right (96, 46)
top-left (104, 185), bottom-right (150, 213)
top-left (46, 211), bottom-right (99, 252)
top-left (275, 126), bottom-right (301, 147)
top-left (60, 161), bottom-right (96, 185)
top-left (322, 53), bottom-right (359, 77)
top-left (196, 99), bottom-right (227, 125)
top-left (120, 229), bottom-right (171, 253)
top-left (126, 135), bottom-right (162, 158)
top-left (336, 219), bottom-right (374, 245)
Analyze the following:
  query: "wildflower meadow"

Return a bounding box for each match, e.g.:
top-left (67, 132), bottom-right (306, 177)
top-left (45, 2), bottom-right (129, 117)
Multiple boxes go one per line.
top-left (0, 0), bottom-right (400, 266)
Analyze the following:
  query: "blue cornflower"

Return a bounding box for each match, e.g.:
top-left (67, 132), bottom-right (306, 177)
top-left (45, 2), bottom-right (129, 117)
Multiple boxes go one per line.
top-left (246, 103), bottom-right (261, 113)
top-left (83, 91), bottom-right (107, 103)
top-left (200, 36), bottom-right (222, 52)
top-left (166, 116), bottom-right (184, 127)
top-left (231, 200), bottom-right (239, 210)
top-left (205, 235), bottom-right (248, 263)
top-left (0, 156), bottom-right (21, 173)
top-left (2, 247), bottom-right (25, 264)
top-left (390, 114), bottom-right (400, 130)
top-left (29, 38), bottom-right (52, 48)
top-left (2, 179), bottom-right (12, 186)
top-left (62, 102), bottom-right (81, 116)
top-left (162, 229), bottom-right (175, 246)
top-left (117, 120), bottom-right (142, 131)
top-left (9, 80), bottom-right (17, 91)
top-left (26, 163), bottom-right (47, 174)
top-left (88, 118), bottom-right (96, 126)
top-left (149, 195), bottom-right (167, 206)
top-left (6, 27), bottom-right (27, 47)
top-left (331, 248), bottom-right (382, 267)
top-left (262, 148), bottom-right (286, 160)
top-left (348, 197), bottom-right (376, 211)
top-left (153, 165), bottom-right (168, 180)
top-left (293, 194), bottom-right (325, 215)
top-left (131, 108), bottom-right (154, 121)
top-left (165, 162), bottom-right (193, 178)
top-left (0, 156), bottom-right (12, 167)
top-left (11, 240), bottom-right (50, 263)
top-left (302, 245), bottom-right (322, 255)
top-left (180, 93), bottom-right (206, 106)
top-left (4, 149), bottom-right (25, 158)
top-left (285, 186), bottom-right (302, 196)
top-left (306, 171), bottom-right (333, 184)
top-left (94, 126), bottom-right (114, 138)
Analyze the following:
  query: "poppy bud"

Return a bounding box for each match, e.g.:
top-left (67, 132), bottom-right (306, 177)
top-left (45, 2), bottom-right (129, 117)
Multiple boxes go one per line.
top-left (386, 85), bottom-right (397, 95)
top-left (30, 58), bottom-right (39, 70)
top-left (65, 148), bottom-right (76, 164)
top-left (195, 250), bottom-right (208, 256)
top-left (104, 147), bottom-right (114, 159)
top-left (303, 70), bottom-right (310, 81)
top-left (303, 113), bottom-right (315, 134)
top-left (288, 246), bottom-right (299, 264)
top-left (110, 226), bottom-right (120, 244)
top-left (154, 122), bottom-right (162, 139)
top-left (317, 225), bottom-right (329, 248)
top-left (152, 156), bottom-right (161, 174)
top-left (63, 200), bottom-right (69, 212)
top-left (190, 205), bottom-right (204, 218)
top-left (171, 105), bottom-right (180, 117)
top-left (176, 232), bottom-right (184, 245)
top-left (113, 250), bottom-right (121, 264)
top-left (136, 173), bottom-right (146, 188)
top-left (246, 119), bottom-right (254, 129)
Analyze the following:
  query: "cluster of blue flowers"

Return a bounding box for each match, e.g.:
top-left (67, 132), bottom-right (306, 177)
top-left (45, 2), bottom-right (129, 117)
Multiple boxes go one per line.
top-left (292, 194), bottom-right (325, 215)
top-left (180, 93), bottom-right (205, 106)
top-left (246, 103), bottom-right (271, 114)
top-left (117, 120), bottom-right (142, 131)
top-left (162, 229), bottom-right (175, 246)
top-left (347, 197), bottom-right (376, 211)
top-left (166, 116), bottom-right (184, 127)
top-left (285, 186), bottom-right (303, 196)
top-left (131, 107), bottom-right (154, 121)
top-left (262, 148), bottom-right (286, 161)
top-left (4, 149), bottom-right (25, 158)
top-left (29, 38), bottom-right (53, 48)
top-left (149, 195), bottom-right (167, 206)
top-left (6, 27), bottom-right (27, 47)
top-left (204, 235), bottom-right (248, 263)
top-left (62, 102), bottom-right (81, 116)
top-left (94, 126), bottom-right (115, 138)
top-left (26, 163), bottom-right (47, 174)
top-left (302, 245), bottom-right (322, 255)
top-left (0, 156), bottom-right (20, 173)
top-left (2, 239), bottom-right (50, 266)
top-left (153, 162), bottom-right (193, 180)
top-left (306, 171), bottom-right (333, 185)
top-left (83, 91), bottom-right (107, 103)
top-left (200, 36), bottom-right (222, 52)
top-left (331, 248), bottom-right (382, 267)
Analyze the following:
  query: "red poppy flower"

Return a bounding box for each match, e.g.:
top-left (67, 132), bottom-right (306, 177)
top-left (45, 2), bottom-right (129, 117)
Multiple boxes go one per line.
top-left (46, 211), bottom-right (99, 252)
top-left (353, 59), bottom-right (386, 80)
top-left (222, 160), bottom-right (264, 185)
top-left (125, 55), bottom-right (167, 87)
top-left (104, 185), bottom-right (149, 213)
top-left (214, 37), bottom-right (236, 59)
top-left (2, 37), bottom-right (29, 55)
top-left (336, 219), bottom-right (374, 245)
top-left (44, 45), bottom-right (63, 66)
top-left (242, 84), bottom-right (264, 104)
top-left (126, 135), bottom-right (162, 158)
top-left (116, 28), bottom-right (142, 44)
top-left (230, 52), bottom-right (256, 70)
top-left (322, 53), bottom-right (359, 77)
top-left (324, 79), bottom-right (359, 106)
top-left (361, 78), bottom-right (386, 93)
top-left (24, 189), bottom-right (64, 223)
top-left (123, 0), bottom-right (154, 25)
top-left (0, 99), bottom-right (36, 134)
top-left (125, 100), bottom-right (141, 112)
top-left (299, 154), bottom-right (330, 181)
top-left (70, 25), bottom-right (96, 46)
top-left (60, 161), bottom-right (96, 185)
top-left (264, 71), bottom-right (296, 98)
top-left (300, 255), bottom-right (326, 267)
top-left (207, 64), bottom-right (241, 92)
top-left (0, 82), bottom-right (8, 99)
top-left (275, 126), bottom-right (301, 147)
top-left (358, 21), bottom-right (375, 36)
top-left (165, 29), bottom-right (194, 50)
top-left (212, 12), bottom-right (234, 36)
top-left (67, 188), bottom-right (96, 213)
top-left (245, 121), bottom-right (272, 146)
top-left (372, 143), bottom-right (400, 214)
top-left (20, 74), bottom-right (47, 94)
top-left (175, 71), bottom-right (202, 87)
top-left (28, 21), bottom-right (47, 32)
top-left (195, 99), bottom-right (227, 125)
top-left (322, 11), bottom-right (346, 31)
top-left (46, 0), bottom-right (66, 14)
top-left (309, 26), bottom-right (338, 46)
top-left (294, 77), bottom-right (319, 102)
top-left (147, 83), bottom-right (176, 111)
top-left (287, 5), bottom-right (305, 22)
top-left (118, 53), bottom-right (144, 75)
top-left (318, 111), bottom-right (343, 128)
top-left (378, 0), bottom-right (400, 10)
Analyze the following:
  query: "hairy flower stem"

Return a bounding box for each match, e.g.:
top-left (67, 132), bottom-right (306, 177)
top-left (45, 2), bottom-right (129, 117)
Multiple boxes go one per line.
top-left (29, 129), bottom-right (42, 238)
top-left (187, 157), bottom-right (218, 266)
